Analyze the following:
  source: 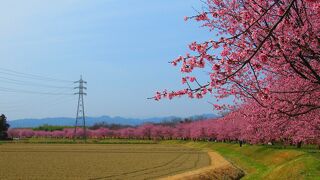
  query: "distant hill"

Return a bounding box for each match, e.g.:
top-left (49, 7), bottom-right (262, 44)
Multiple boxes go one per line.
top-left (8, 114), bottom-right (219, 128)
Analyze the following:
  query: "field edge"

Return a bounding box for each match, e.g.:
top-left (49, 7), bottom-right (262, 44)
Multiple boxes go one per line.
top-left (159, 150), bottom-right (244, 180)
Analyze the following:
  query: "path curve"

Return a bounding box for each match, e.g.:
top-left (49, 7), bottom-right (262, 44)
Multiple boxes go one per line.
top-left (159, 150), bottom-right (244, 180)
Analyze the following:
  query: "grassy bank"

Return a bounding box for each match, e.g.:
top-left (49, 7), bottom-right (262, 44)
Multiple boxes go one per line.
top-left (162, 141), bottom-right (320, 180)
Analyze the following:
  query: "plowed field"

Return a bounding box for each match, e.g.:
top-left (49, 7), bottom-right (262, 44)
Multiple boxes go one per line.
top-left (0, 143), bottom-right (210, 180)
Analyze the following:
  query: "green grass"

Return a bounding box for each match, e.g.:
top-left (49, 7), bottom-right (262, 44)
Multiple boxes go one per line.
top-left (32, 124), bottom-right (74, 131)
top-left (162, 141), bottom-right (320, 180)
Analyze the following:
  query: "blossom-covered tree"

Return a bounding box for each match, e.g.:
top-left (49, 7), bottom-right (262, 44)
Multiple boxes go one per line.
top-left (153, 0), bottom-right (319, 117)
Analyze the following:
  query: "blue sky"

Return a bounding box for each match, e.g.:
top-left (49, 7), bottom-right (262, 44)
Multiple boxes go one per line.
top-left (0, 0), bottom-right (220, 120)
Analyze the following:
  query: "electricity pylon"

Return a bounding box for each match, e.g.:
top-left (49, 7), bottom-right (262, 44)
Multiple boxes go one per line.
top-left (73, 75), bottom-right (87, 141)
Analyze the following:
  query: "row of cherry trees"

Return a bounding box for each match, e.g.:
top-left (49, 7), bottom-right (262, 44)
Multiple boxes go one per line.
top-left (8, 102), bottom-right (319, 147)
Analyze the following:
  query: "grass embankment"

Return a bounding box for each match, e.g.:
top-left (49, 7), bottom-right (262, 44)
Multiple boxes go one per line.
top-left (163, 141), bottom-right (320, 180)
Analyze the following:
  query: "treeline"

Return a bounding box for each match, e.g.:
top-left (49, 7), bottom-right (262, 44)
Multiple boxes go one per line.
top-left (7, 103), bottom-right (320, 149)
top-left (32, 124), bottom-right (73, 132)
top-left (29, 116), bottom-right (208, 131)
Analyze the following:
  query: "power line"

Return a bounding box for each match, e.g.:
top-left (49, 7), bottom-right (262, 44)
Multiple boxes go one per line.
top-left (0, 92), bottom-right (74, 107)
top-left (0, 67), bottom-right (73, 83)
top-left (0, 87), bottom-right (73, 95)
top-left (0, 76), bottom-right (73, 89)
top-left (0, 96), bottom-right (75, 113)
top-left (0, 68), bottom-right (83, 121)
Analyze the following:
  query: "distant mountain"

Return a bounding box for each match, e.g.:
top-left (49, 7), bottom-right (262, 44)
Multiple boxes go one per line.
top-left (8, 114), bottom-right (219, 128)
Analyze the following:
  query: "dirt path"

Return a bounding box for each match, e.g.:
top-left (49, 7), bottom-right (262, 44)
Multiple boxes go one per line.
top-left (159, 150), bottom-right (244, 180)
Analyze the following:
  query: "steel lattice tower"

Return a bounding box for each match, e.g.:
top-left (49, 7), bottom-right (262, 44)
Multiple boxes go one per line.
top-left (73, 75), bottom-right (87, 141)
